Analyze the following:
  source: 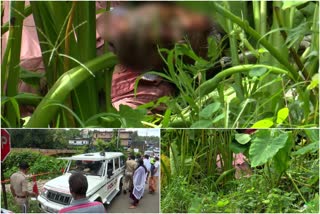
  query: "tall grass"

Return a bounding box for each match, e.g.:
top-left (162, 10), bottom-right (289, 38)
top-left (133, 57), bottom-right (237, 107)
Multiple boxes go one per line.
top-left (1, 1), bottom-right (318, 128)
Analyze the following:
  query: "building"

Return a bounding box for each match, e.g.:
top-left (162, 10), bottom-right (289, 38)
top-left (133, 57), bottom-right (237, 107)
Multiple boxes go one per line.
top-left (68, 138), bottom-right (90, 146)
top-left (92, 130), bottom-right (133, 147)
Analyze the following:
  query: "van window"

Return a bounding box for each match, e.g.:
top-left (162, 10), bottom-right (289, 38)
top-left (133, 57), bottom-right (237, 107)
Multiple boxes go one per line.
top-left (107, 160), bottom-right (114, 174)
top-left (67, 160), bottom-right (104, 176)
top-left (114, 158), bottom-right (119, 170)
top-left (120, 156), bottom-right (125, 167)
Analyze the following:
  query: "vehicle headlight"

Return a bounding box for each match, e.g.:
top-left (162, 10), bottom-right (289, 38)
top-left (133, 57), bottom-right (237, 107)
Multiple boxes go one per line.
top-left (40, 188), bottom-right (48, 197)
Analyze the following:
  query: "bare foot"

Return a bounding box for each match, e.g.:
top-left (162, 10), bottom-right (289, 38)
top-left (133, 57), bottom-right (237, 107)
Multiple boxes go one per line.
top-left (129, 205), bottom-right (137, 209)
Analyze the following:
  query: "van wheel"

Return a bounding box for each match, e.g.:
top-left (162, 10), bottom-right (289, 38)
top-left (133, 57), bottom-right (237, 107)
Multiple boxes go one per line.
top-left (117, 178), bottom-right (123, 196)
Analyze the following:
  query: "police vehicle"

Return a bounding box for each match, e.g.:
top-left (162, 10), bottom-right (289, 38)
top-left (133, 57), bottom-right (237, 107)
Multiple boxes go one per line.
top-left (38, 152), bottom-right (125, 213)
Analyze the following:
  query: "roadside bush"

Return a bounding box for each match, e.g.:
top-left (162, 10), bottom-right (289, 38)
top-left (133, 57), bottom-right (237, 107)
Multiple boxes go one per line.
top-left (2, 151), bottom-right (67, 180)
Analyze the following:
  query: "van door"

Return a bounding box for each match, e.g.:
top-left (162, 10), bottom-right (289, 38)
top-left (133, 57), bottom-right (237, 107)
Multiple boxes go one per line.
top-left (105, 159), bottom-right (117, 195)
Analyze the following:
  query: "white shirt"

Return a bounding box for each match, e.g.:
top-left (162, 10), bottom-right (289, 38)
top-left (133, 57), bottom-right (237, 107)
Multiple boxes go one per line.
top-left (153, 161), bottom-right (160, 177)
top-left (143, 158), bottom-right (151, 171)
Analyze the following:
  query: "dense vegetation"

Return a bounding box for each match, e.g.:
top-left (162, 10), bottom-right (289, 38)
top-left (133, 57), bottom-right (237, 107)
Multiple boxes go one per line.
top-left (2, 150), bottom-right (67, 180)
top-left (160, 129), bottom-right (319, 213)
top-left (7, 128), bottom-right (81, 148)
top-left (1, 1), bottom-right (318, 128)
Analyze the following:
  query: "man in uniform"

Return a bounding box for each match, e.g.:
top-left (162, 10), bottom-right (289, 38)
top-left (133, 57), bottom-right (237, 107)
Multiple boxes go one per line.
top-left (10, 162), bottom-right (37, 213)
top-left (59, 172), bottom-right (105, 213)
top-left (123, 154), bottom-right (137, 194)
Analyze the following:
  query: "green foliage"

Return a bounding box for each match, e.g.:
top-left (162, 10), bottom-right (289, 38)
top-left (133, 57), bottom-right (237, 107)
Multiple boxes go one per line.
top-left (161, 129), bottom-right (319, 213)
top-left (7, 129), bottom-right (79, 149)
top-left (1, 1), bottom-right (318, 128)
top-left (2, 151), bottom-right (67, 180)
top-left (1, 193), bottom-right (42, 213)
top-left (249, 130), bottom-right (290, 167)
top-left (161, 176), bottom-right (194, 213)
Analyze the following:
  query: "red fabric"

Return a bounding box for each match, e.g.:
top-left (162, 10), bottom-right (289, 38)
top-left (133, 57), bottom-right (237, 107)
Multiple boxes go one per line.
top-left (32, 176), bottom-right (39, 195)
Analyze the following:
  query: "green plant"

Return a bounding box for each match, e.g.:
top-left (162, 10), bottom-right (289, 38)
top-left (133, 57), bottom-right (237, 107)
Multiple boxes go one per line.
top-left (2, 151), bottom-right (67, 180)
top-left (161, 176), bottom-right (194, 213)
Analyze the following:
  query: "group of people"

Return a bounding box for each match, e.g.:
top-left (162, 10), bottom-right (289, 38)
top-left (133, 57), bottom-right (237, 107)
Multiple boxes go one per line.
top-left (9, 162), bottom-right (106, 213)
top-left (9, 154), bottom-right (160, 213)
top-left (123, 154), bottom-right (160, 209)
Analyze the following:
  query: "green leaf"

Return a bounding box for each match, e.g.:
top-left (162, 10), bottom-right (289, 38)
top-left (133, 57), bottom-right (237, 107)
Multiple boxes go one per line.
top-left (305, 129), bottom-right (319, 143)
top-left (229, 142), bottom-right (249, 154)
top-left (119, 105), bottom-right (147, 128)
top-left (190, 120), bottom-right (212, 128)
top-left (307, 73), bottom-right (319, 90)
top-left (249, 130), bottom-right (289, 167)
top-left (212, 113), bottom-right (225, 124)
top-left (276, 107), bottom-right (289, 124)
top-left (235, 133), bottom-right (251, 145)
top-left (273, 132), bottom-right (293, 174)
top-left (251, 119), bottom-right (274, 128)
top-left (216, 199), bottom-right (230, 208)
top-left (249, 67), bottom-right (268, 77)
top-left (20, 68), bottom-right (45, 86)
top-left (282, 1), bottom-right (309, 10)
top-left (292, 142), bottom-right (318, 156)
top-left (199, 103), bottom-right (220, 119)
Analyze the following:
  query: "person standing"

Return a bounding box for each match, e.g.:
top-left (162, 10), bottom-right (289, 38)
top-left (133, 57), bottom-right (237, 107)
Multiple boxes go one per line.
top-left (129, 158), bottom-right (147, 209)
top-left (149, 156), bottom-right (160, 194)
top-left (143, 154), bottom-right (151, 183)
top-left (10, 162), bottom-right (38, 213)
top-left (59, 172), bottom-right (105, 213)
top-left (123, 154), bottom-right (137, 194)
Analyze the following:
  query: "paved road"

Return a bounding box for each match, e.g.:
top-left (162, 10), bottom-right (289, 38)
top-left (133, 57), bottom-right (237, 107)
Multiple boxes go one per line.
top-left (106, 180), bottom-right (160, 213)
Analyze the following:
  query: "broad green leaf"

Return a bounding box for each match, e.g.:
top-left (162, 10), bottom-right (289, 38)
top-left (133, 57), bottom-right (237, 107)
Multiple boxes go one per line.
top-left (212, 114), bottom-right (225, 123)
top-left (251, 119), bottom-right (274, 128)
top-left (190, 120), bottom-right (212, 128)
top-left (273, 132), bottom-right (293, 174)
top-left (276, 107), bottom-right (289, 124)
top-left (249, 67), bottom-right (268, 77)
top-left (235, 133), bottom-right (251, 145)
top-left (282, 1), bottom-right (309, 10)
top-left (199, 103), bottom-right (220, 119)
top-left (249, 130), bottom-right (289, 167)
top-left (229, 142), bottom-right (248, 154)
top-left (119, 105), bottom-right (146, 127)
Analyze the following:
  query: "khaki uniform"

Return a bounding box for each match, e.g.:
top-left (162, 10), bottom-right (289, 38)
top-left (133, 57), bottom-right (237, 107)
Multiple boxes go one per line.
top-left (123, 160), bottom-right (137, 192)
top-left (10, 171), bottom-right (29, 213)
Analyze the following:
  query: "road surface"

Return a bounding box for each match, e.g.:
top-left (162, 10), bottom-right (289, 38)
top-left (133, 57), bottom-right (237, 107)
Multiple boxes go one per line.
top-left (106, 180), bottom-right (160, 213)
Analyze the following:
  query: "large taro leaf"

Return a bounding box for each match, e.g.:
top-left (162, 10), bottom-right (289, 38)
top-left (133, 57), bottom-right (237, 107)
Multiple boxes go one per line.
top-left (273, 131), bottom-right (293, 174)
top-left (249, 130), bottom-right (289, 167)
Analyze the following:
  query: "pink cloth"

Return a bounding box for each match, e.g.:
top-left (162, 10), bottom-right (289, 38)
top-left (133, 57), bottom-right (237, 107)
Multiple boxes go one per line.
top-left (111, 64), bottom-right (175, 111)
top-left (216, 153), bottom-right (248, 168)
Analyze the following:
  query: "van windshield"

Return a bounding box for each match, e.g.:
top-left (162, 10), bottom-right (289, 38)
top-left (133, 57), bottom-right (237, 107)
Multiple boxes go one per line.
top-left (67, 160), bottom-right (105, 176)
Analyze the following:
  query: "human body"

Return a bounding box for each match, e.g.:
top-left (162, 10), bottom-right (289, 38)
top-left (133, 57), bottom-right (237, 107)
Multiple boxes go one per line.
top-left (10, 162), bottom-right (37, 213)
top-left (59, 172), bottom-right (105, 213)
top-left (123, 155), bottom-right (137, 194)
top-left (149, 157), bottom-right (160, 193)
top-left (129, 159), bottom-right (147, 209)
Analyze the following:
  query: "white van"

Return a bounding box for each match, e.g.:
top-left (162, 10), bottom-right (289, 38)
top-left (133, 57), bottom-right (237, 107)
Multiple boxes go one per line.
top-left (38, 152), bottom-right (125, 213)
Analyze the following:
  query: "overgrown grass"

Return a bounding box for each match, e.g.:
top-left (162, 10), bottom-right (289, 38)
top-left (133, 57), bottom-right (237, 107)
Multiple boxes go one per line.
top-left (160, 129), bottom-right (319, 213)
top-left (1, 1), bottom-right (318, 128)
